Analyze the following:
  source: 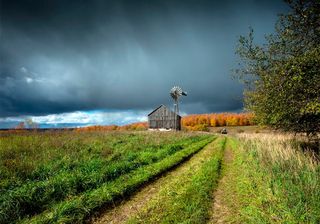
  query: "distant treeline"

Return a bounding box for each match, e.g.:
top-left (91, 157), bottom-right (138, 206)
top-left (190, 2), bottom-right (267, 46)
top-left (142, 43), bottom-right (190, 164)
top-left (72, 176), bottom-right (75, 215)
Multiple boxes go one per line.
top-left (6, 113), bottom-right (255, 133)
top-left (182, 113), bottom-right (255, 131)
top-left (76, 113), bottom-right (254, 132)
top-left (75, 122), bottom-right (148, 131)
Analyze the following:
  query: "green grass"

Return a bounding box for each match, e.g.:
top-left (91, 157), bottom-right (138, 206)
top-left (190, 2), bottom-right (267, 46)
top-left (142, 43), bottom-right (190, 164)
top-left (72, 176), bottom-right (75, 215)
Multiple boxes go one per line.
top-left (3, 130), bottom-right (317, 224)
top-left (23, 136), bottom-right (215, 223)
top-left (222, 134), bottom-right (320, 224)
top-left (0, 131), bottom-right (214, 223)
top-left (128, 137), bottom-right (226, 224)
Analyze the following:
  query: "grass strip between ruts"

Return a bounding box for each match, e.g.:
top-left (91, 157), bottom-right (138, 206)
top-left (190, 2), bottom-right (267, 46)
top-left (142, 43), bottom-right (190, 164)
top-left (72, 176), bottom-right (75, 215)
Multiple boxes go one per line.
top-left (157, 137), bottom-right (226, 223)
top-left (128, 137), bottom-right (226, 224)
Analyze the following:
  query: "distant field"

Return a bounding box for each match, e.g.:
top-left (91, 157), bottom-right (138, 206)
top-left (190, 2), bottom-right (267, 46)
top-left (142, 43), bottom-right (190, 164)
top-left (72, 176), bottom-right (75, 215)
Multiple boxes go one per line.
top-left (208, 125), bottom-right (271, 134)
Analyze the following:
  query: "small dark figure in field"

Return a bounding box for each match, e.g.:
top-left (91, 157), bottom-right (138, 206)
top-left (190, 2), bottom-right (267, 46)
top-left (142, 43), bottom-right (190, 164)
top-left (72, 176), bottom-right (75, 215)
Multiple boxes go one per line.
top-left (221, 128), bottom-right (228, 134)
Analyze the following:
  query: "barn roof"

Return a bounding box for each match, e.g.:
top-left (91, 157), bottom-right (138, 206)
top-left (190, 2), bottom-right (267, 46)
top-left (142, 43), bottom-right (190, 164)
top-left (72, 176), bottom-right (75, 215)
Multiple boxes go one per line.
top-left (147, 104), bottom-right (164, 116)
top-left (148, 104), bottom-right (181, 117)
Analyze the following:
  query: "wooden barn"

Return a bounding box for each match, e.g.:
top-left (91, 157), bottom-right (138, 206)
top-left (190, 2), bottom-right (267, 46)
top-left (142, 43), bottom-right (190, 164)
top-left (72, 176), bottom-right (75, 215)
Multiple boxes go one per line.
top-left (148, 105), bottom-right (181, 130)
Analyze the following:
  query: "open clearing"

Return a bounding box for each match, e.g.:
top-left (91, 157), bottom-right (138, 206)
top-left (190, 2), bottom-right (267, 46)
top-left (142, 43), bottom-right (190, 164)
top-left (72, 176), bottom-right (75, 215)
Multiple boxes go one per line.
top-left (1, 131), bottom-right (319, 223)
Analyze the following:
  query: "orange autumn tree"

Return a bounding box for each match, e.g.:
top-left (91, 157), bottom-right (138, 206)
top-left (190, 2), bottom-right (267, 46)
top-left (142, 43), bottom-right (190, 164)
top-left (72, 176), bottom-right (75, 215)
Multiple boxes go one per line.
top-left (75, 113), bottom-right (254, 132)
top-left (75, 122), bottom-right (148, 132)
top-left (182, 113), bottom-right (254, 131)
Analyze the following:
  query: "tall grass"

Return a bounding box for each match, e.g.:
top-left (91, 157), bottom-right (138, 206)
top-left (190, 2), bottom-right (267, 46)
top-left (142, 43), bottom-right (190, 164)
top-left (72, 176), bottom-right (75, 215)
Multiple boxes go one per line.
top-left (239, 133), bottom-right (319, 169)
top-left (22, 137), bottom-right (215, 223)
top-left (0, 131), bottom-right (204, 190)
top-left (0, 131), bottom-right (213, 223)
top-left (228, 133), bottom-right (320, 223)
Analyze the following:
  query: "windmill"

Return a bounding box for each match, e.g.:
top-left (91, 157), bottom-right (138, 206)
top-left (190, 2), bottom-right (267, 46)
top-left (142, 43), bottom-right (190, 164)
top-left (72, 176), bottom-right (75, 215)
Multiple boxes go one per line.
top-left (170, 86), bottom-right (187, 130)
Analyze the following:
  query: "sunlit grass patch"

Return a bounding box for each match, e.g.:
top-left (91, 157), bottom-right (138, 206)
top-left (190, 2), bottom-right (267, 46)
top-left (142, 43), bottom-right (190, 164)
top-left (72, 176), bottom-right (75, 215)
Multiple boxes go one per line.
top-left (224, 133), bottom-right (320, 223)
top-left (0, 131), bottom-right (213, 224)
top-left (128, 137), bottom-right (226, 224)
top-left (23, 136), bottom-right (215, 223)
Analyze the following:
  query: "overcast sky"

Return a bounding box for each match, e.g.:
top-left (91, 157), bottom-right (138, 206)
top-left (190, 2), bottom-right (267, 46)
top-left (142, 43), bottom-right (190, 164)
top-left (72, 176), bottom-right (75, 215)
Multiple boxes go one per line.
top-left (0, 0), bottom-right (287, 128)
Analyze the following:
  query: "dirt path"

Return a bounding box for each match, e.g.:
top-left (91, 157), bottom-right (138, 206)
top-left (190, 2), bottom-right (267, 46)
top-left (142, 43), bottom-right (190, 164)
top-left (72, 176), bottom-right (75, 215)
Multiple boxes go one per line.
top-left (91, 138), bottom-right (220, 224)
top-left (209, 140), bottom-right (234, 224)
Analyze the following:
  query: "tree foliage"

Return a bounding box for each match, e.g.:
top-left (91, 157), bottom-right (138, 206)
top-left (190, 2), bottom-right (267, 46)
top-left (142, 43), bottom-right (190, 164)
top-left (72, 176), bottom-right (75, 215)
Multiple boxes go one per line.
top-left (182, 113), bottom-right (255, 131)
top-left (75, 122), bottom-right (148, 131)
top-left (235, 0), bottom-right (320, 137)
top-left (75, 113), bottom-right (254, 132)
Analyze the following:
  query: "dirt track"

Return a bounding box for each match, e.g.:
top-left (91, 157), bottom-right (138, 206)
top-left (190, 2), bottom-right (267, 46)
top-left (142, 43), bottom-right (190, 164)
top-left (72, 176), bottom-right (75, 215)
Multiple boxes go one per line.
top-left (91, 138), bottom-right (221, 224)
top-left (91, 137), bottom-right (237, 224)
top-left (209, 142), bottom-right (234, 224)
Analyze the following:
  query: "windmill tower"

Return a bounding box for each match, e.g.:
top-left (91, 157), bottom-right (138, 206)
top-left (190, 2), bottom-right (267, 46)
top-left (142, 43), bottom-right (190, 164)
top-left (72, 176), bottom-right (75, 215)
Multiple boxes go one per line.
top-left (170, 86), bottom-right (187, 130)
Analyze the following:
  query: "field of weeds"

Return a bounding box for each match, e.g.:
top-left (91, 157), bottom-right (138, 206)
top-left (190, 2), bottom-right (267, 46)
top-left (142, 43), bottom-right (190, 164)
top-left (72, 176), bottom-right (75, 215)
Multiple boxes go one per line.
top-left (222, 133), bottom-right (320, 223)
top-left (0, 131), bottom-right (214, 223)
top-left (1, 130), bottom-right (319, 224)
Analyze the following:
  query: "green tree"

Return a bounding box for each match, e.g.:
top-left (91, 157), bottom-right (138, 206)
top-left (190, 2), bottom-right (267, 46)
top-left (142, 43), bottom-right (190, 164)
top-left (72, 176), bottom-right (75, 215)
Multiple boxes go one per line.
top-left (235, 0), bottom-right (320, 138)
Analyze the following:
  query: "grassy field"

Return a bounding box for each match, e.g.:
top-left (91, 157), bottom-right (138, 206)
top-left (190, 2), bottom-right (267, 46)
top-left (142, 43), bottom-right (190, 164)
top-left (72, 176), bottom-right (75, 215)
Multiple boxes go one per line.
top-left (1, 130), bottom-right (319, 223)
top-left (208, 125), bottom-right (270, 134)
top-left (127, 137), bottom-right (226, 224)
top-left (222, 134), bottom-right (320, 223)
top-left (0, 131), bottom-right (214, 223)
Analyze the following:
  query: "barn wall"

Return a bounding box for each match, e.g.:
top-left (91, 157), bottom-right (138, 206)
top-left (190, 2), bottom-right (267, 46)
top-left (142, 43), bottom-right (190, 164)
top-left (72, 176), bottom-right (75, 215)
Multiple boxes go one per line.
top-left (148, 105), bottom-right (181, 130)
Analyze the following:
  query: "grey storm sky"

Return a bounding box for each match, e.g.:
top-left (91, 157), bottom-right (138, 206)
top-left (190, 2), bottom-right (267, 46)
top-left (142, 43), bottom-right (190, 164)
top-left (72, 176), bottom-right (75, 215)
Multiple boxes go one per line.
top-left (0, 0), bottom-right (288, 120)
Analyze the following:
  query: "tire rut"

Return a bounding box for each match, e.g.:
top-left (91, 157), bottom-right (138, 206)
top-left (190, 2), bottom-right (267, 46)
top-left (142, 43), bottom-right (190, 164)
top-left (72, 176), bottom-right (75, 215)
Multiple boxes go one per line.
top-left (90, 137), bottom-right (220, 224)
top-left (209, 139), bottom-right (234, 224)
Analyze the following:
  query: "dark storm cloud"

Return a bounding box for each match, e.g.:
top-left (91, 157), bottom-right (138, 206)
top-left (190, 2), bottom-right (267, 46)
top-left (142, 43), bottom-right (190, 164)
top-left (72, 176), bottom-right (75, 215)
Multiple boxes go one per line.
top-left (0, 0), bottom-right (288, 117)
